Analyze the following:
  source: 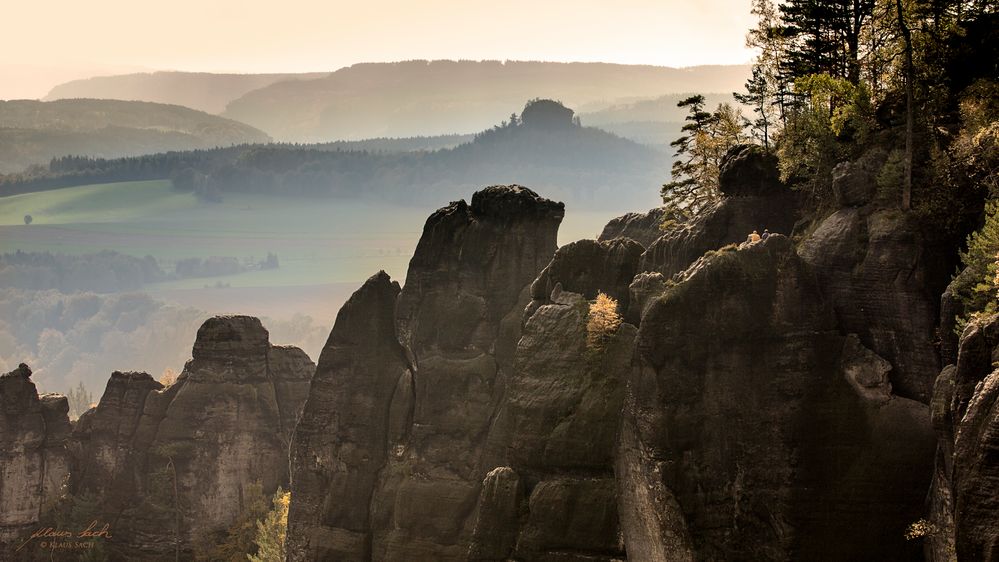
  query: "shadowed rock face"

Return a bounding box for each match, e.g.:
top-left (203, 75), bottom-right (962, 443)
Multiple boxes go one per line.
top-left (0, 364), bottom-right (70, 544)
top-left (68, 316), bottom-right (314, 558)
top-left (598, 207), bottom-right (668, 248)
top-left (287, 185), bottom-right (564, 562)
top-left (286, 271), bottom-right (410, 561)
top-left (718, 144), bottom-right (785, 197)
top-left (640, 194), bottom-right (799, 278)
top-left (622, 236), bottom-right (934, 561)
top-left (70, 371), bottom-right (163, 511)
top-left (468, 287), bottom-right (635, 561)
top-left (530, 237), bottom-right (645, 312)
top-left (799, 208), bottom-right (946, 402)
top-left (929, 314), bottom-right (999, 561)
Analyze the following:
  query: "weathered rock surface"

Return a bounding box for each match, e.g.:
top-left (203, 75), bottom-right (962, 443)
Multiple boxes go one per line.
top-left (0, 364), bottom-right (71, 544)
top-left (287, 185), bottom-right (564, 562)
top-left (70, 371), bottom-right (163, 511)
top-left (799, 207), bottom-right (946, 402)
top-left (928, 314), bottom-right (999, 561)
top-left (622, 236), bottom-right (935, 561)
top-left (286, 271), bottom-right (411, 561)
top-left (831, 146), bottom-right (888, 207)
top-left (598, 207), bottom-right (668, 248)
top-left (68, 316), bottom-right (314, 558)
top-left (640, 194), bottom-right (799, 278)
top-left (530, 237), bottom-right (644, 312)
top-left (718, 143), bottom-right (785, 197)
top-left (468, 287), bottom-right (635, 561)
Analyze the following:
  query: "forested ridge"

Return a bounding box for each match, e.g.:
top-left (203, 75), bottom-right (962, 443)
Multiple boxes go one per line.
top-left (0, 100), bottom-right (663, 207)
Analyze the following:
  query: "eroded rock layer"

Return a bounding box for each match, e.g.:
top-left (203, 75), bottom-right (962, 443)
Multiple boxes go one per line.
top-left (288, 185), bottom-right (565, 561)
top-left (623, 236), bottom-right (935, 561)
top-left (70, 316), bottom-right (314, 558)
top-left (0, 364), bottom-right (70, 545)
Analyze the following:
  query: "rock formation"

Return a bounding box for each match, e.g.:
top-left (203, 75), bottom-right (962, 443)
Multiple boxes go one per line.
top-left (530, 237), bottom-right (644, 312)
top-left (287, 185), bottom-right (565, 561)
top-left (288, 171), bottom-right (951, 561)
top-left (468, 286), bottom-right (636, 561)
top-left (798, 207), bottom-right (946, 402)
top-left (639, 192), bottom-right (799, 278)
top-left (598, 207), bottom-right (668, 248)
top-left (928, 313), bottom-right (999, 561)
top-left (0, 364), bottom-right (71, 545)
top-left (621, 236), bottom-right (935, 561)
top-left (69, 316), bottom-right (314, 558)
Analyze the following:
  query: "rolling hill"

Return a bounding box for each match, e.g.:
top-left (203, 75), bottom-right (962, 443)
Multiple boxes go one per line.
top-left (0, 99), bottom-right (270, 174)
top-left (220, 60), bottom-right (750, 141)
top-left (44, 71), bottom-right (328, 114)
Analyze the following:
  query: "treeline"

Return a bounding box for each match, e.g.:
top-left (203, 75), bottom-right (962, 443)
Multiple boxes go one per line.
top-left (0, 100), bottom-right (663, 208)
top-left (0, 250), bottom-right (280, 293)
top-left (662, 0), bottom-right (997, 232)
top-left (0, 288), bottom-right (328, 397)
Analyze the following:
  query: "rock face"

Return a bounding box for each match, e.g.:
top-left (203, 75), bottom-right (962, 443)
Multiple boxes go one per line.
top-left (799, 207), bottom-right (945, 402)
top-left (70, 371), bottom-right (163, 513)
top-left (831, 146), bottom-right (888, 207)
top-left (468, 287), bottom-right (636, 560)
top-left (640, 194), bottom-right (799, 278)
top-left (530, 237), bottom-right (644, 312)
top-left (718, 144), bottom-right (785, 197)
top-left (928, 314), bottom-right (999, 561)
top-left (0, 364), bottom-right (71, 544)
top-left (287, 185), bottom-right (564, 561)
top-left (286, 272), bottom-right (411, 561)
top-left (622, 236), bottom-right (935, 561)
top-left (598, 207), bottom-right (668, 248)
top-left (69, 316), bottom-right (314, 558)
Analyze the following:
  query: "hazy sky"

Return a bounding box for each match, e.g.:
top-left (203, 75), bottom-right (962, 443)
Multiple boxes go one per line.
top-left (2, 0), bottom-right (756, 99)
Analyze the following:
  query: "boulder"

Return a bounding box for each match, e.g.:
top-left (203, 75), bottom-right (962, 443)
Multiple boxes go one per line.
top-left (718, 144), bottom-right (785, 197)
top-left (830, 147), bottom-right (888, 207)
top-left (599, 207), bottom-right (669, 248)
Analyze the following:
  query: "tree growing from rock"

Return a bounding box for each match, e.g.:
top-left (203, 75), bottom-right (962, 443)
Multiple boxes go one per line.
top-left (662, 96), bottom-right (747, 221)
top-left (248, 488), bottom-right (290, 562)
top-left (66, 381), bottom-right (93, 420)
top-left (586, 293), bottom-right (622, 350)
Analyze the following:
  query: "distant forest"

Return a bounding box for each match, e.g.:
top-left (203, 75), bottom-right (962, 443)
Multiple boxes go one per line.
top-left (0, 100), bottom-right (664, 208)
top-left (0, 99), bottom-right (269, 174)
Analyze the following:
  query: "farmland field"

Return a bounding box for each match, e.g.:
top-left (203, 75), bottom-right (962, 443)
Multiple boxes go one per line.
top-left (0, 180), bottom-right (628, 326)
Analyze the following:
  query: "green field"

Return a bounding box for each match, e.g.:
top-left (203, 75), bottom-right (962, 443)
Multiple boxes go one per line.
top-left (0, 180), bottom-right (623, 321)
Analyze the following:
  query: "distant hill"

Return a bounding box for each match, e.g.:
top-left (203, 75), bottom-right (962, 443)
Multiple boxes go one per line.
top-left (579, 92), bottom-right (746, 147)
top-left (2, 100), bottom-right (664, 210)
top-left (0, 99), bottom-right (270, 174)
top-left (218, 60), bottom-right (750, 141)
top-left (44, 71), bottom-right (329, 114)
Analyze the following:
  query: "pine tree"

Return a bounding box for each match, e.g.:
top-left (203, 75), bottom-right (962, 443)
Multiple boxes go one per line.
top-left (662, 97), bottom-right (747, 221)
top-left (778, 0), bottom-right (876, 84)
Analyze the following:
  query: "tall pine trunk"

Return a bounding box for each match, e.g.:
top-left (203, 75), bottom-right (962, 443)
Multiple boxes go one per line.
top-left (897, 0), bottom-right (914, 210)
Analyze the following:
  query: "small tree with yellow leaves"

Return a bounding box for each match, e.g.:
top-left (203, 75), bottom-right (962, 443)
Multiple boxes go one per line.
top-left (248, 488), bottom-right (290, 562)
top-left (586, 293), bottom-right (622, 351)
top-left (159, 368), bottom-right (177, 388)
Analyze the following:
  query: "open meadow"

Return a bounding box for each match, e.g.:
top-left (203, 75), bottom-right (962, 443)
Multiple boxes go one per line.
top-left (0, 179), bottom-right (627, 328)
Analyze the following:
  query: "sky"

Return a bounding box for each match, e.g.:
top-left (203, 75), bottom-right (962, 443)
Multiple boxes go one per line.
top-left (1, 0), bottom-right (757, 100)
